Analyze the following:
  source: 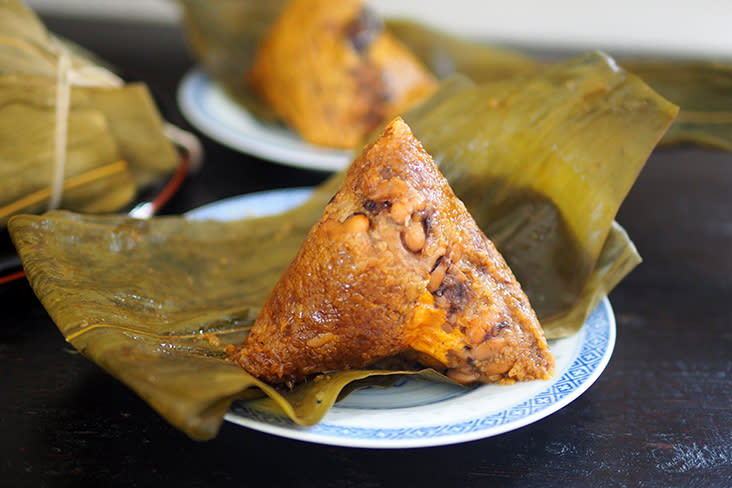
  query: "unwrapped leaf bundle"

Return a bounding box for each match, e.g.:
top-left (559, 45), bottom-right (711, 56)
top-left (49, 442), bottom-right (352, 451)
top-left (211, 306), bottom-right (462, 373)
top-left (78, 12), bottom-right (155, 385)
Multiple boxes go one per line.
top-left (0, 1), bottom-right (178, 227)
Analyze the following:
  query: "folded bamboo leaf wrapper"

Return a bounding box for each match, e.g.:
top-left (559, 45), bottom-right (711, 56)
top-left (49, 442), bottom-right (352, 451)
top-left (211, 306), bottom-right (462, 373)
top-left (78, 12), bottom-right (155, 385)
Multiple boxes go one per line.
top-left (8, 181), bottom-right (456, 440)
top-left (620, 60), bottom-right (732, 151)
top-left (0, 1), bottom-right (179, 227)
top-left (9, 185), bottom-right (430, 440)
top-left (388, 20), bottom-right (732, 152)
top-left (384, 19), bottom-right (540, 82)
top-left (400, 52), bottom-right (677, 324)
top-left (10, 53), bottom-right (675, 440)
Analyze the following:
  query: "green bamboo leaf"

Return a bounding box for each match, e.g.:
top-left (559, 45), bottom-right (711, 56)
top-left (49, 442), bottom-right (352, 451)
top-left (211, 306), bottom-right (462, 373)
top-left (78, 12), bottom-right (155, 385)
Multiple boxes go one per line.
top-left (386, 20), bottom-right (732, 152)
top-left (620, 60), bottom-right (732, 151)
top-left (385, 19), bottom-right (540, 81)
top-left (402, 52), bottom-right (676, 327)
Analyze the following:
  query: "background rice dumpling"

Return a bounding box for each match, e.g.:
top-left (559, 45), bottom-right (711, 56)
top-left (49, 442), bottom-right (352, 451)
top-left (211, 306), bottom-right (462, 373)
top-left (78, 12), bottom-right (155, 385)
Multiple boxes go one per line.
top-left (247, 0), bottom-right (436, 148)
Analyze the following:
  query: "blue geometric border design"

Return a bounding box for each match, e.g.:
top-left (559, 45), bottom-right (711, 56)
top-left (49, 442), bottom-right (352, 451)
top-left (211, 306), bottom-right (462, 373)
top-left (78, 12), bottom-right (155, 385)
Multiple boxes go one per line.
top-left (228, 299), bottom-right (614, 444)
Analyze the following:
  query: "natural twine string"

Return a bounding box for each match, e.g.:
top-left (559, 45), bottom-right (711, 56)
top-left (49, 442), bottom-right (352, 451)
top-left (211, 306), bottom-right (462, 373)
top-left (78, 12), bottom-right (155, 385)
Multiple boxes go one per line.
top-left (47, 39), bottom-right (123, 211)
top-left (47, 47), bottom-right (70, 211)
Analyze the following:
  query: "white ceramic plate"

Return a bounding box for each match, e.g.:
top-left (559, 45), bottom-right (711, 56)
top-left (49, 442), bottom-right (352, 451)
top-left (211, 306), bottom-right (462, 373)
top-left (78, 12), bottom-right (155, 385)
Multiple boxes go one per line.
top-left (187, 188), bottom-right (616, 449)
top-left (177, 69), bottom-right (353, 172)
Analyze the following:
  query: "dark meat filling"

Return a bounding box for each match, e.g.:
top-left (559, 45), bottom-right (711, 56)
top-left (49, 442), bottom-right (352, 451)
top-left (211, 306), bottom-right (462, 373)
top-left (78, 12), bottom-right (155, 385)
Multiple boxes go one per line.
top-left (344, 7), bottom-right (384, 55)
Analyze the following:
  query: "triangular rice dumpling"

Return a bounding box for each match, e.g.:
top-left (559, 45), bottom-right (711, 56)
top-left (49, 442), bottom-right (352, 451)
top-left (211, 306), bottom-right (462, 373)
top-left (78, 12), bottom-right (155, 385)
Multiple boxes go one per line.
top-left (227, 118), bottom-right (554, 386)
top-left (248, 0), bottom-right (436, 148)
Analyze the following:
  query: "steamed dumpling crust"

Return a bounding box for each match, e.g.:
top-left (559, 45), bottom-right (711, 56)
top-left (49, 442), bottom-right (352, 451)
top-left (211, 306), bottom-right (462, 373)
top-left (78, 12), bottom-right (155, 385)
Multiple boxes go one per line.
top-left (227, 118), bottom-right (554, 387)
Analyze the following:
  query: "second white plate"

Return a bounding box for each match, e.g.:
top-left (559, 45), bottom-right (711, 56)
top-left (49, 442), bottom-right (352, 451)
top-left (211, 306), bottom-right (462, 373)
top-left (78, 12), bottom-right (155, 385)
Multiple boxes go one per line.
top-left (177, 69), bottom-right (353, 172)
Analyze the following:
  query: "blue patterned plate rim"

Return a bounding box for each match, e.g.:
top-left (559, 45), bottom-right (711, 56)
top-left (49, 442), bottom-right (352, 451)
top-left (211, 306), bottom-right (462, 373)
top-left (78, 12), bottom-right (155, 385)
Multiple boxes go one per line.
top-left (177, 68), bottom-right (353, 172)
top-left (187, 188), bottom-right (616, 449)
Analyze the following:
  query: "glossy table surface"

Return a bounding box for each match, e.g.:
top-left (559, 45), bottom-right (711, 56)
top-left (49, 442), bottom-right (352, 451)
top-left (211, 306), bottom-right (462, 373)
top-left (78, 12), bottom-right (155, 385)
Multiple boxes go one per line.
top-left (1, 16), bottom-right (731, 488)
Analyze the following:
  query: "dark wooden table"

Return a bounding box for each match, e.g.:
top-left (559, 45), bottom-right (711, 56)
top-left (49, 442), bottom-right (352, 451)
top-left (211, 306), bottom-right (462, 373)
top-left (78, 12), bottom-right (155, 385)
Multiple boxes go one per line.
top-left (1, 15), bottom-right (731, 488)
